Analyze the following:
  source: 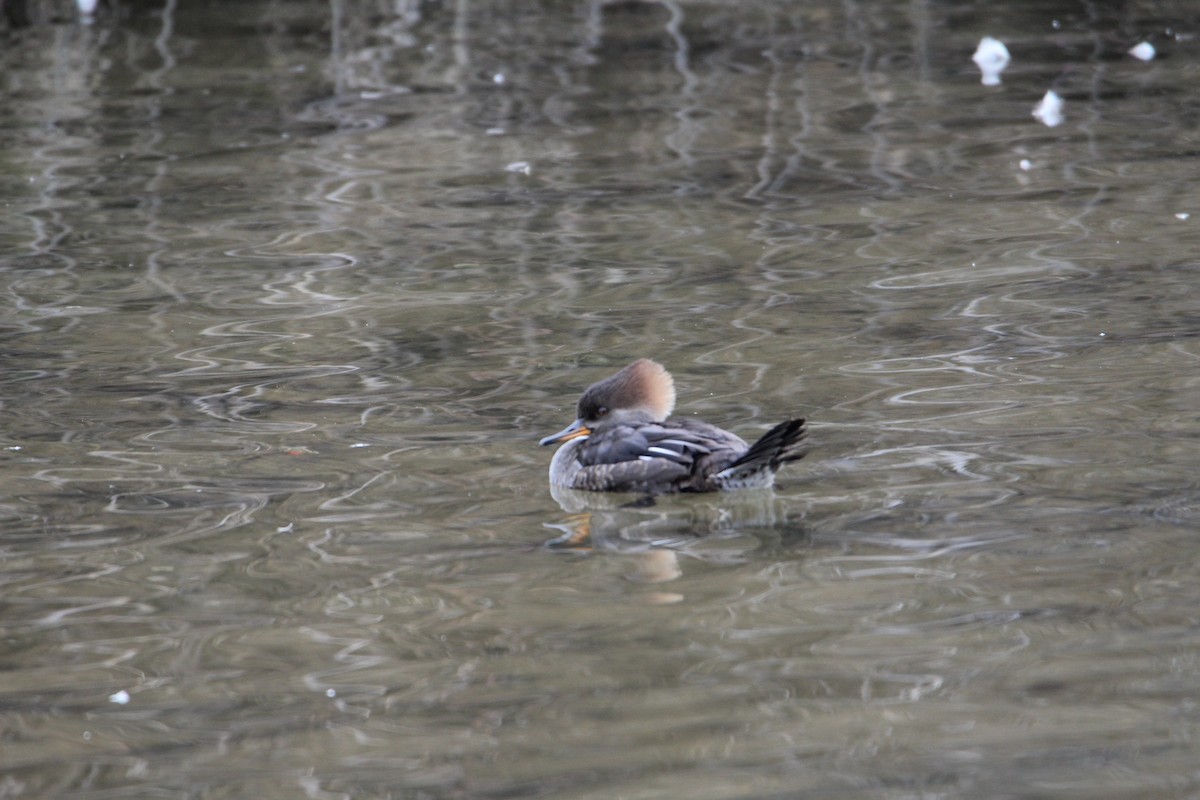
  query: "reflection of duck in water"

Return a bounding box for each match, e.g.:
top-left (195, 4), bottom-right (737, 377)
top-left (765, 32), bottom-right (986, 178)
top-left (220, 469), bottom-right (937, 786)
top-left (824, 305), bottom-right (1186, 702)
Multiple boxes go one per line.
top-left (539, 358), bottom-right (808, 494)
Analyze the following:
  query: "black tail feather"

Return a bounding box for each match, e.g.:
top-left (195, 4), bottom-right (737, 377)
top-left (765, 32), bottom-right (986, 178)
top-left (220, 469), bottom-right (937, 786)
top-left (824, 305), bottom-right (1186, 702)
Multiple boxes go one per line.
top-left (727, 418), bottom-right (807, 472)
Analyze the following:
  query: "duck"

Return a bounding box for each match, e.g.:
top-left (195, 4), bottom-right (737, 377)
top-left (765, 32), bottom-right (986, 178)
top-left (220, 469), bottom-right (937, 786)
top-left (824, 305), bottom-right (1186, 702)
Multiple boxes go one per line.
top-left (539, 358), bottom-right (807, 493)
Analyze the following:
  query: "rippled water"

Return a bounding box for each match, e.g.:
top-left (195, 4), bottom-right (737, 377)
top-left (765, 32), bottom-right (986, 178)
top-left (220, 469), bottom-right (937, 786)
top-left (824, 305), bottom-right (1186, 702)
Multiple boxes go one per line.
top-left (2, 0), bottom-right (1199, 797)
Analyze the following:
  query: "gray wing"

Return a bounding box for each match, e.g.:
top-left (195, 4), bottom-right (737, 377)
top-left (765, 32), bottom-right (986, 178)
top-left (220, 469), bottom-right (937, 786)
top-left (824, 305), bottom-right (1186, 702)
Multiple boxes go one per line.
top-left (572, 420), bottom-right (748, 493)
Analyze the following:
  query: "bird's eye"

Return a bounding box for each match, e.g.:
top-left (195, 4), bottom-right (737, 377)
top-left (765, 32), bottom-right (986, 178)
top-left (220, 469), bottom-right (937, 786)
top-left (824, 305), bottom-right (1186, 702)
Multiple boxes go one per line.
top-left (596, 406), bottom-right (609, 417)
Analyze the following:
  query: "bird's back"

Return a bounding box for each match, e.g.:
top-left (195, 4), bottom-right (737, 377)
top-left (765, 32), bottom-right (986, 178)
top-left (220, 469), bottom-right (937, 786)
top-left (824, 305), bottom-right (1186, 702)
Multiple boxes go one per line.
top-left (556, 417), bottom-right (759, 493)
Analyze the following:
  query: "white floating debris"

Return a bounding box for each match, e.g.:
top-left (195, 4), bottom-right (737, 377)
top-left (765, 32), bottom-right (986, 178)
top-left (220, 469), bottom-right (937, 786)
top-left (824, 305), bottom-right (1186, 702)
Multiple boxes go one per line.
top-left (504, 161), bottom-right (532, 175)
top-left (77, 0), bottom-right (98, 15)
top-left (1175, 212), bottom-right (1190, 220)
top-left (1129, 42), bottom-right (1156, 61)
top-left (109, 690), bottom-right (130, 705)
top-left (492, 72), bottom-right (507, 86)
top-left (1032, 90), bottom-right (1065, 127)
top-left (972, 37), bottom-right (1011, 86)
top-left (1019, 158), bottom-right (1033, 171)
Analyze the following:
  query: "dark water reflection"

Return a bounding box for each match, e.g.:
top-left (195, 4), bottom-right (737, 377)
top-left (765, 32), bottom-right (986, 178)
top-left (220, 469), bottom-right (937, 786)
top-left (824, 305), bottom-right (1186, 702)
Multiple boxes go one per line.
top-left (2, 0), bottom-right (1200, 797)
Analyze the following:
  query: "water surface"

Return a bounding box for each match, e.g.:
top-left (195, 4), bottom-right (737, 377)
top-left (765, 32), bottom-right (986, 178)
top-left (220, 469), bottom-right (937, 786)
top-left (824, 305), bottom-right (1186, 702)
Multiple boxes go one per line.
top-left (2, 1), bottom-right (1199, 797)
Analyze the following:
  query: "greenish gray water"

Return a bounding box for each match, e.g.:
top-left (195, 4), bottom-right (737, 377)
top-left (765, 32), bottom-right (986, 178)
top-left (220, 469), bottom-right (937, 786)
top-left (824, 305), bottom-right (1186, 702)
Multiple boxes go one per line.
top-left (2, 1), bottom-right (1199, 797)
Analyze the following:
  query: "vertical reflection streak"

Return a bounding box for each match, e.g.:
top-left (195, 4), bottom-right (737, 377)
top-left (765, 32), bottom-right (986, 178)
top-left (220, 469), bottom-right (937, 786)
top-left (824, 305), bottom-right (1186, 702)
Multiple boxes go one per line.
top-left (661, 0), bottom-right (699, 168)
top-left (330, 0), bottom-right (345, 98)
top-left (746, 11), bottom-right (784, 201)
top-left (143, 0), bottom-right (186, 304)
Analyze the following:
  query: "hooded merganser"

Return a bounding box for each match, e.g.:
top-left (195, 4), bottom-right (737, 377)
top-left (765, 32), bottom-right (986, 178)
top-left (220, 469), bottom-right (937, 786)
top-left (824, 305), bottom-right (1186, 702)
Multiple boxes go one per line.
top-left (539, 358), bottom-right (807, 493)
